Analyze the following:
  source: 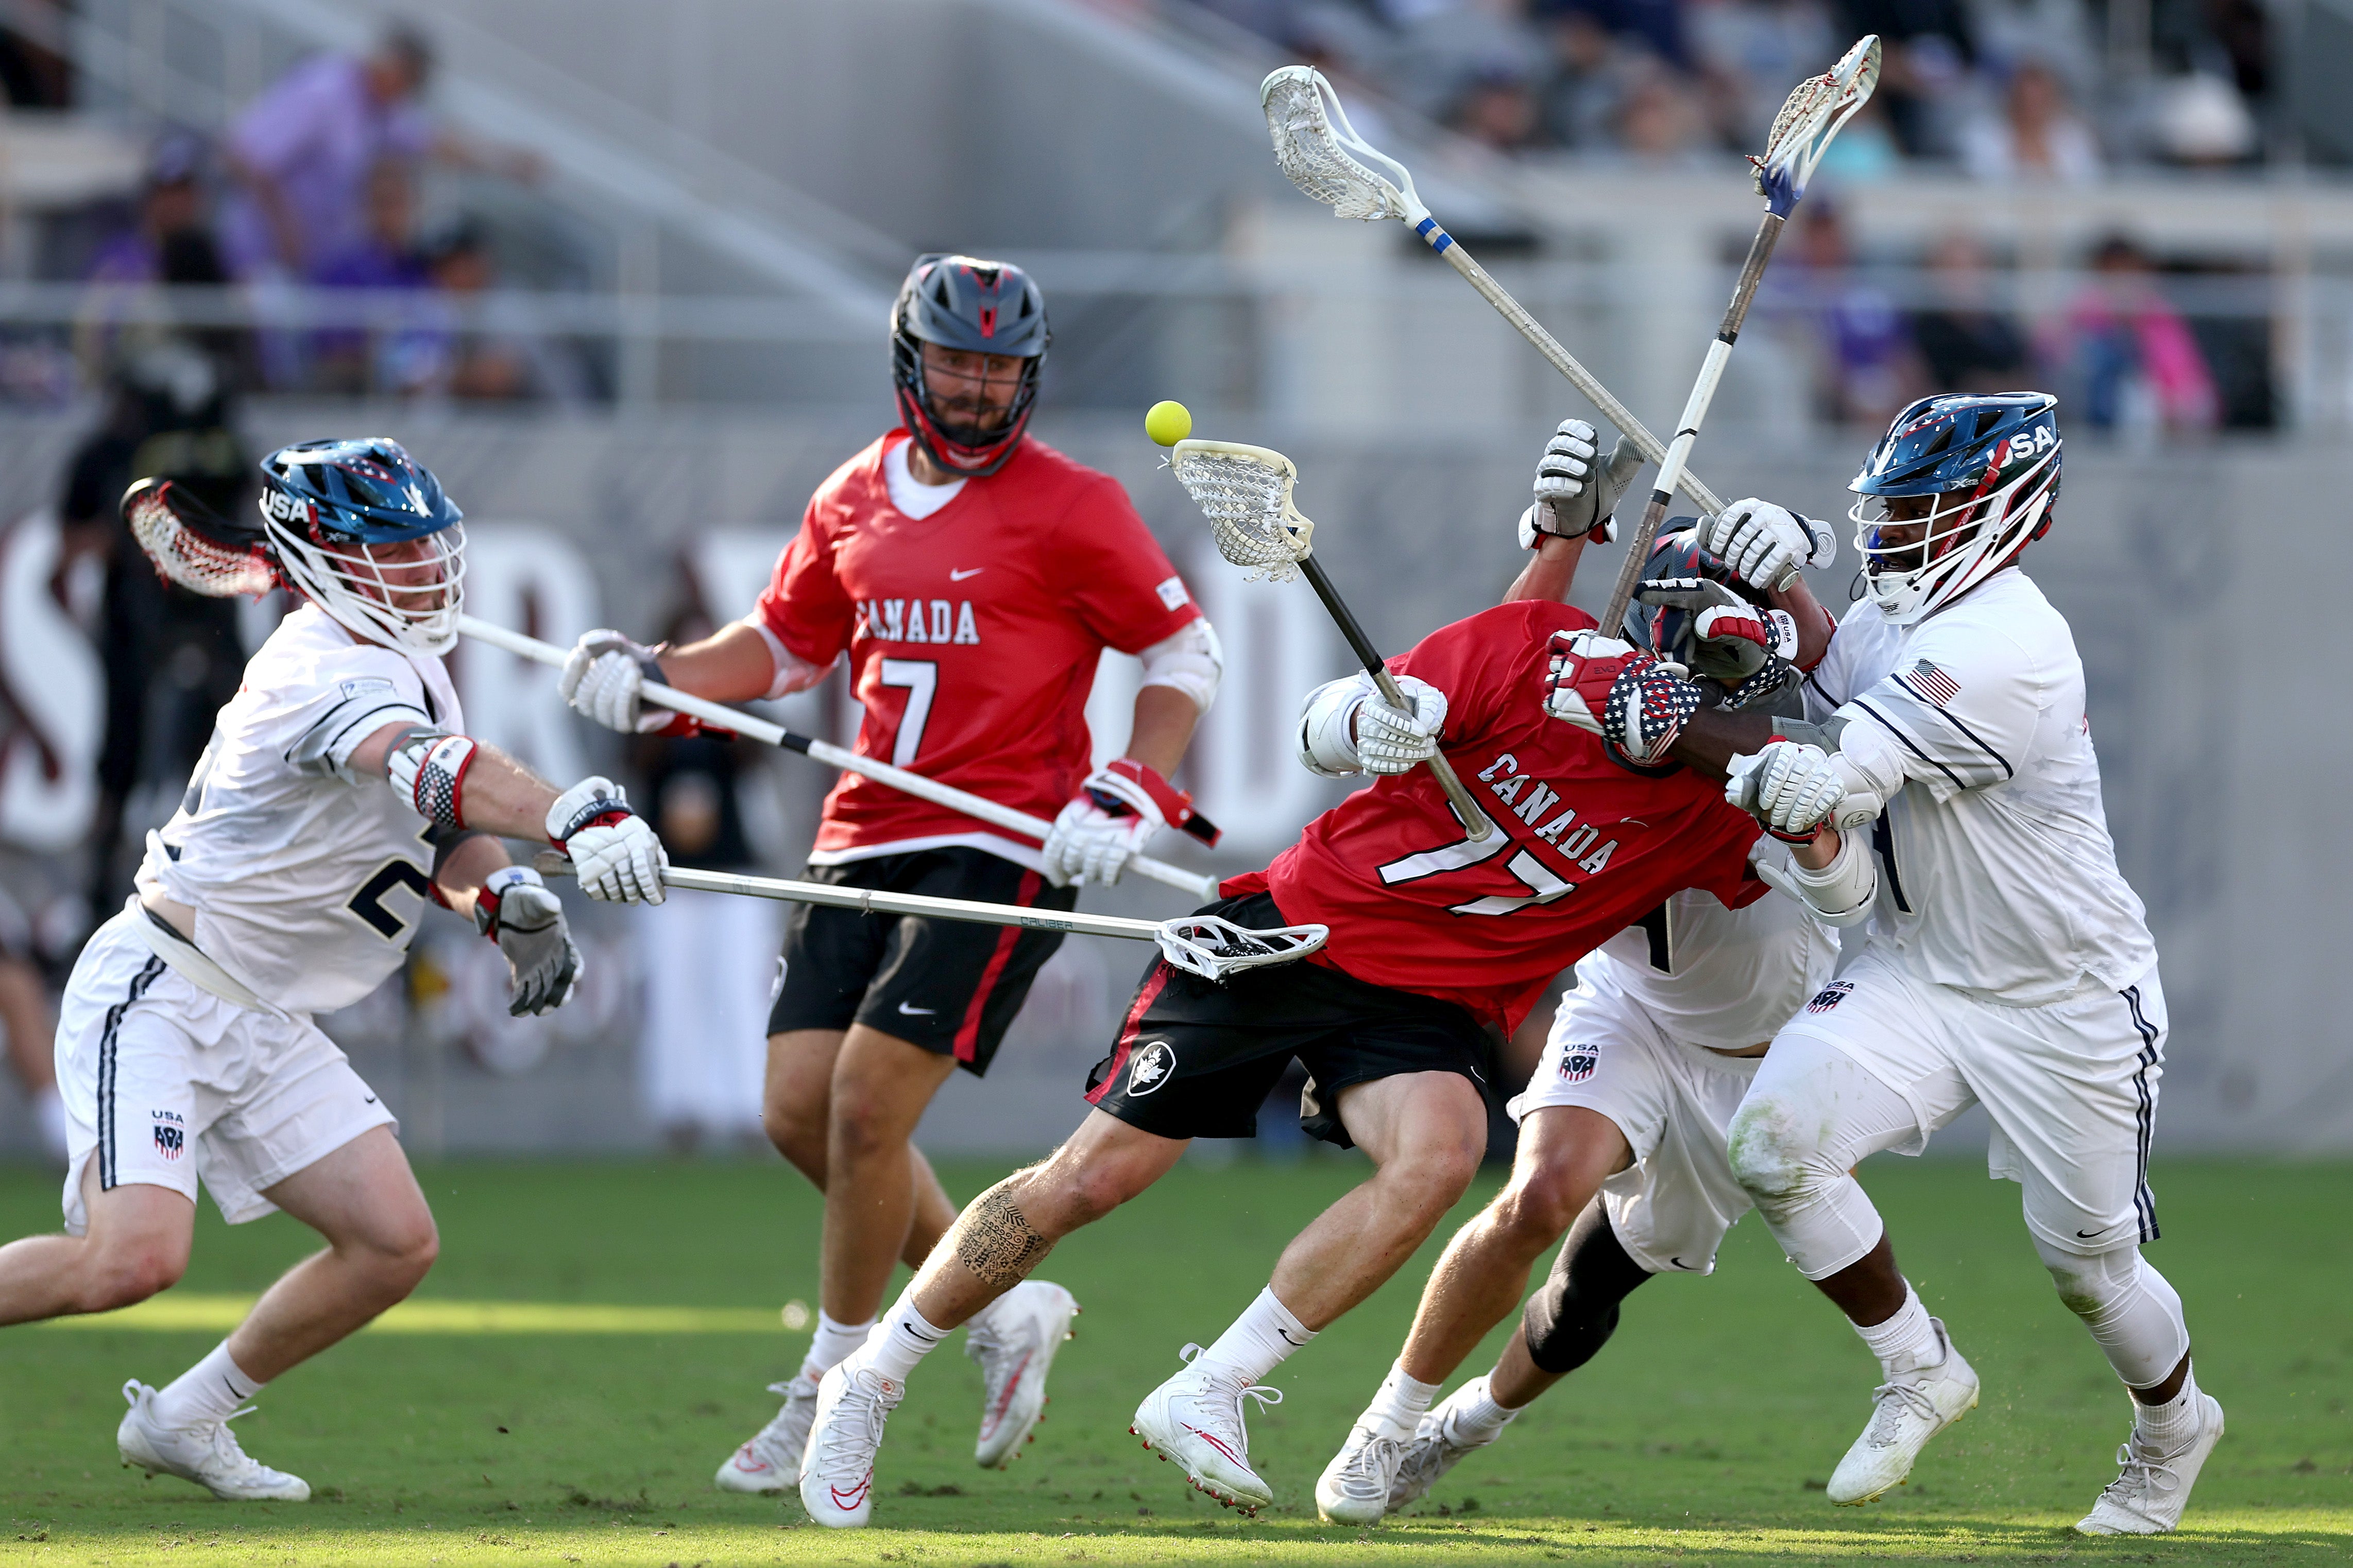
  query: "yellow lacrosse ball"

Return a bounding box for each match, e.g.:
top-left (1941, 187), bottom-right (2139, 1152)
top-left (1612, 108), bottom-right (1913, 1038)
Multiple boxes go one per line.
top-left (1145, 400), bottom-right (1193, 447)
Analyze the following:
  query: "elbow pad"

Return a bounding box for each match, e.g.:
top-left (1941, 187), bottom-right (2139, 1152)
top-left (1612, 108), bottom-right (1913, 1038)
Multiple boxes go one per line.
top-left (385, 727), bottom-right (479, 830)
top-left (1297, 675), bottom-right (1370, 778)
top-left (1775, 827), bottom-right (1878, 926)
top-left (1138, 618), bottom-right (1224, 714)
top-left (742, 617), bottom-right (832, 700)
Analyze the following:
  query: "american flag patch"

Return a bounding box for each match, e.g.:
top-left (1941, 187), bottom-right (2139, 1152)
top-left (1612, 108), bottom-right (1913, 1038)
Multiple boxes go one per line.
top-left (1909, 659), bottom-right (1959, 707)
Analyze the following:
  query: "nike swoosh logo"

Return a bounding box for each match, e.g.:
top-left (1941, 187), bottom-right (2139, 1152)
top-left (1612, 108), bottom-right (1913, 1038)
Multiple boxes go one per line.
top-left (2076, 1228), bottom-right (2106, 1239)
top-left (949, 567), bottom-right (984, 581)
top-left (897, 1002), bottom-right (936, 1016)
top-left (1276, 1328), bottom-right (1310, 1346)
top-left (364, 1095), bottom-right (378, 1104)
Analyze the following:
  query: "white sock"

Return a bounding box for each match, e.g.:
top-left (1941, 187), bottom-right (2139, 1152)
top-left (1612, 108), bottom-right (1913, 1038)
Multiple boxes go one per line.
top-left (797, 1312), bottom-right (874, 1383)
top-left (1457, 1373), bottom-right (1524, 1439)
top-left (1363, 1360), bottom-right (1440, 1439)
top-left (1854, 1284), bottom-right (1944, 1376)
top-left (854, 1289), bottom-right (949, 1386)
top-left (149, 1341), bottom-right (262, 1429)
top-left (2133, 1366), bottom-right (2203, 1453)
top-left (1195, 1286), bottom-right (1316, 1386)
top-left (30, 1085), bottom-right (66, 1163)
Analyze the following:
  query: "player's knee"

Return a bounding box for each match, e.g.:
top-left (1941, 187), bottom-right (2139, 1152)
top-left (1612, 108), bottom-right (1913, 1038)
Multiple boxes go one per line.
top-left (764, 1095), bottom-right (827, 1179)
top-left (1493, 1164), bottom-right (1592, 1248)
top-left (2034, 1235), bottom-right (2137, 1325)
top-left (79, 1235), bottom-right (187, 1313)
top-left (1725, 1098), bottom-right (1823, 1210)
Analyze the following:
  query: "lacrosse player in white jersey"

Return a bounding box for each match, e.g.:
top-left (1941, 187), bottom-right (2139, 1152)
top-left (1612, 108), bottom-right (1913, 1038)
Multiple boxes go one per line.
top-left (0, 439), bottom-right (669, 1502)
top-left (1588, 391), bottom-right (2214, 1535)
top-left (1314, 424), bottom-right (1850, 1522)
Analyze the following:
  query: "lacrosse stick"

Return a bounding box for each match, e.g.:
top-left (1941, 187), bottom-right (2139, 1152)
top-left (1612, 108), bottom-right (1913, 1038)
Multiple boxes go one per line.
top-left (533, 854), bottom-right (1325, 984)
top-left (1261, 65), bottom-right (1725, 523)
top-left (1169, 439), bottom-right (1494, 840)
top-left (1595, 37), bottom-right (1881, 639)
top-left (111, 477), bottom-right (1223, 904)
top-left (456, 616), bottom-right (1222, 903)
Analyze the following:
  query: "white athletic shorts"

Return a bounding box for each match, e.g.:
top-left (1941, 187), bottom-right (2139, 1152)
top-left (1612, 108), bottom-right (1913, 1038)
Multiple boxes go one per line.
top-left (1506, 970), bottom-right (1760, 1276)
top-left (1772, 943), bottom-right (2167, 1254)
top-left (56, 914), bottom-right (397, 1232)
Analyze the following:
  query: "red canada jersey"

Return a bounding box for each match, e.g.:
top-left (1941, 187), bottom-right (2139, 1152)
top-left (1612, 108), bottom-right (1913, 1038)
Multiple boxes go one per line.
top-left (1227, 599), bottom-right (1765, 1036)
top-left (756, 430), bottom-right (1199, 865)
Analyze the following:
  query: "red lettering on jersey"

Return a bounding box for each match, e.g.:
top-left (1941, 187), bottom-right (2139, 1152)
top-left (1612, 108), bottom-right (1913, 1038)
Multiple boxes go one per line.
top-left (756, 432), bottom-right (1200, 857)
top-left (1227, 600), bottom-right (1763, 1035)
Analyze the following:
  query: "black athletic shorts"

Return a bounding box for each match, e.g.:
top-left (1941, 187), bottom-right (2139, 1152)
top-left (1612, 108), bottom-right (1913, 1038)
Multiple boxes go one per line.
top-left (766, 847), bottom-right (1079, 1076)
top-left (1084, 891), bottom-right (1496, 1149)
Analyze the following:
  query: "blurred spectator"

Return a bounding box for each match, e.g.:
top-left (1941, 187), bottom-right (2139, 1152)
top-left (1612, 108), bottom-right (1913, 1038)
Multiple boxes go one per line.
top-left (218, 24), bottom-right (540, 284)
top-left (1534, 0), bottom-right (1694, 71)
top-left (1448, 62), bottom-right (1548, 150)
top-left (2146, 72), bottom-right (2257, 167)
top-left (75, 135), bottom-right (245, 389)
top-left (412, 218), bottom-right (586, 403)
top-left (1687, 0), bottom-right (1837, 148)
top-left (1615, 58), bottom-right (1712, 160)
top-left (1961, 60), bottom-right (2102, 182)
top-left (1537, 9), bottom-right (1629, 147)
top-left (2054, 233), bottom-right (2219, 437)
top-left (629, 608), bottom-right (776, 1151)
top-left (1835, 0), bottom-right (1975, 156)
top-left (1781, 198), bottom-right (1924, 424)
top-left (1908, 229), bottom-right (2029, 391)
top-left (0, 1), bottom-right (71, 108)
top-left (82, 136), bottom-right (217, 288)
top-left (311, 158), bottom-right (434, 395)
top-left (1390, 0), bottom-right (1550, 123)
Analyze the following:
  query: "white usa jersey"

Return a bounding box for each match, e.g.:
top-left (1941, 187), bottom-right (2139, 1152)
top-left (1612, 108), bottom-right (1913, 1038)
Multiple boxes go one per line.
top-left (135, 605), bottom-right (461, 1014)
top-left (1587, 864), bottom-right (1840, 1053)
top-left (1805, 568), bottom-right (2155, 1004)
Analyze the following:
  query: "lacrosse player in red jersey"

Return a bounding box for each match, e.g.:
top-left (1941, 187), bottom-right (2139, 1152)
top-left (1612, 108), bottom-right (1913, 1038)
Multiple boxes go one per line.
top-left (0, 440), bottom-right (667, 1504)
top-left (558, 255), bottom-right (1223, 1492)
top-left (791, 421), bottom-right (1851, 1529)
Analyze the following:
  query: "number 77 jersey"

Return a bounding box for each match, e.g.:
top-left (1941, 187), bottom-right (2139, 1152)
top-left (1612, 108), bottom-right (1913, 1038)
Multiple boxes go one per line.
top-left (1230, 599), bottom-right (1766, 1037)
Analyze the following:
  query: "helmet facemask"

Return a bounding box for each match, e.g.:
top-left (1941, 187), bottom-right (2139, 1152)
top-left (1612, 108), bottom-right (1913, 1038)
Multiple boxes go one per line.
top-left (258, 439), bottom-right (467, 656)
top-left (1849, 442), bottom-right (2057, 624)
top-left (892, 335), bottom-right (1043, 477)
top-left (888, 254), bottom-right (1051, 479)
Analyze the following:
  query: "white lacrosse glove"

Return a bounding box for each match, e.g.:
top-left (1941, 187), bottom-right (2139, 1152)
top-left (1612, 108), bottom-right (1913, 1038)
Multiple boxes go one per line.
top-left (559, 630), bottom-right (673, 734)
top-left (471, 865), bottom-right (581, 1016)
top-left (547, 777), bottom-right (669, 904)
top-left (1696, 499), bottom-right (1836, 590)
top-left (1523, 421), bottom-right (1645, 546)
top-left (1724, 743), bottom-right (1885, 841)
top-left (1355, 676), bottom-right (1447, 776)
top-left (1040, 760), bottom-right (1217, 889)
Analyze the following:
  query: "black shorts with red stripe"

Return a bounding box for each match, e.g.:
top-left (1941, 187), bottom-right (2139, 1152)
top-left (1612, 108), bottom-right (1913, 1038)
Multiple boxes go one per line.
top-left (1085, 891), bottom-right (1497, 1150)
top-left (766, 847), bottom-right (1078, 1075)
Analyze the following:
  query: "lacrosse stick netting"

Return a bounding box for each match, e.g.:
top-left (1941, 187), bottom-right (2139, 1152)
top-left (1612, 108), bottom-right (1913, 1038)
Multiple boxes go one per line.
top-left (1169, 440), bottom-right (1314, 583)
top-left (1751, 35), bottom-right (1882, 216)
top-left (122, 479), bottom-right (277, 599)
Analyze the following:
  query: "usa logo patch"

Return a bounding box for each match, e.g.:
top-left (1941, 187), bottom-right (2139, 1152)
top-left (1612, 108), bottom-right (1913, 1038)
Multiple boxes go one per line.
top-left (1557, 1044), bottom-right (1600, 1083)
top-left (151, 1111), bottom-right (186, 1162)
top-left (1806, 981), bottom-right (1855, 1014)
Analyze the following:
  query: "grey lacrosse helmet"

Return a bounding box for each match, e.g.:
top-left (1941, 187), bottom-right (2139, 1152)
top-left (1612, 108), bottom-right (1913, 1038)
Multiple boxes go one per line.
top-left (890, 253), bottom-right (1050, 478)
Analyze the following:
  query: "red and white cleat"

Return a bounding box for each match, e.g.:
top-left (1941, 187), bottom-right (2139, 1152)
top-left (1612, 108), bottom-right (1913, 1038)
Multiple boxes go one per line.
top-left (1129, 1344), bottom-right (1282, 1515)
top-left (713, 1374), bottom-right (817, 1494)
top-left (797, 1363), bottom-right (902, 1528)
top-left (967, 1280), bottom-right (1078, 1469)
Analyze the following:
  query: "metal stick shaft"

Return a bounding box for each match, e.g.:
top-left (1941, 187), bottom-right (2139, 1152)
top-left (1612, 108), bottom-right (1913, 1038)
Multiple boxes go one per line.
top-left (461, 616), bottom-right (1220, 901)
top-left (1429, 232), bottom-right (1728, 519)
top-left (1596, 212), bottom-right (1787, 637)
top-left (1297, 558), bottom-right (1494, 841)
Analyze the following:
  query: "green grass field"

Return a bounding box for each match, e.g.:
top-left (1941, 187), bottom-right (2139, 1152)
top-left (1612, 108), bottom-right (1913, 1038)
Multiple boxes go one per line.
top-left (0, 1154), bottom-right (2345, 1566)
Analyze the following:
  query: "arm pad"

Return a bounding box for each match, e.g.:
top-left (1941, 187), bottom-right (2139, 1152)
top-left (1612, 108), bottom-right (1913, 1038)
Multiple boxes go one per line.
top-left (1137, 617), bottom-right (1223, 714)
top-left (385, 727), bottom-right (478, 830)
top-left (1297, 675), bottom-right (1370, 778)
top-left (743, 617), bottom-right (834, 700)
top-left (1775, 825), bottom-right (1878, 926)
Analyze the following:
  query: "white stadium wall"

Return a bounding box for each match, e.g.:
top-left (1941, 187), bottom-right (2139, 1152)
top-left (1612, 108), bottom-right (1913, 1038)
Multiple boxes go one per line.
top-left (0, 407), bottom-right (2343, 1156)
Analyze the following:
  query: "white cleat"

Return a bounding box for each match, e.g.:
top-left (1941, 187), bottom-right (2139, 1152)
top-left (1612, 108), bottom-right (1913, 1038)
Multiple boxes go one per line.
top-left (1130, 1344), bottom-right (1282, 1515)
top-left (116, 1380), bottom-right (310, 1502)
top-left (1827, 1320), bottom-right (1979, 1505)
top-left (2075, 1393), bottom-right (2226, 1536)
top-left (713, 1374), bottom-right (818, 1494)
top-left (967, 1279), bottom-right (1078, 1469)
top-left (1316, 1419), bottom-right (1407, 1525)
top-left (797, 1362), bottom-right (902, 1529)
top-left (1390, 1374), bottom-right (1518, 1513)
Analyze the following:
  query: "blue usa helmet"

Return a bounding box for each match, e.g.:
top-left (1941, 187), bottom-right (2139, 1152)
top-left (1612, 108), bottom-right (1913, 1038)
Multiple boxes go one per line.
top-left (890, 253), bottom-right (1050, 479)
top-left (1850, 391), bottom-right (2059, 624)
top-left (258, 438), bottom-right (466, 654)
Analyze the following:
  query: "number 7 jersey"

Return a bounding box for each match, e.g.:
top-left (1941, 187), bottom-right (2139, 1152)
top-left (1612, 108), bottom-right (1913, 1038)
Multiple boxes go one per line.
top-left (134, 604), bottom-right (461, 1015)
top-left (1227, 599), bottom-right (1766, 1036)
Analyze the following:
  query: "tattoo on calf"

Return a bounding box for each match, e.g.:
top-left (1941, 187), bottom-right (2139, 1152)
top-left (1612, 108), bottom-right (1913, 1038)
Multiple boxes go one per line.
top-left (956, 1186), bottom-right (1053, 1287)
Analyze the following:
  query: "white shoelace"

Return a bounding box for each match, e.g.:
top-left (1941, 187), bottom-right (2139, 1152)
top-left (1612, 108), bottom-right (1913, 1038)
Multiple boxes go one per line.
top-left (812, 1369), bottom-right (900, 1472)
top-left (1176, 1343), bottom-right (1282, 1458)
top-left (204, 1406), bottom-right (276, 1480)
top-left (1330, 1425), bottom-right (1403, 1503)
top-left (2100, 1440), bottom-right (2184, 1507)
top-left (1862, 1377), bottom-right (1943, 1445)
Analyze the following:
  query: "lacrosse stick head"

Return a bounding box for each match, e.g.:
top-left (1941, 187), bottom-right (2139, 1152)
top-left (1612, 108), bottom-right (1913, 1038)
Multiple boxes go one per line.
top-left (1155, 915), bottom-right (1329, 983)
top-left (1169, 439), bottom-right (1315, 583)
top-left (1261, 66), bottom-right (1423, 224)
top-left (121, 476), bottom-right (280, 599)
top-left (1751, 35), bottom-right (1881, 217)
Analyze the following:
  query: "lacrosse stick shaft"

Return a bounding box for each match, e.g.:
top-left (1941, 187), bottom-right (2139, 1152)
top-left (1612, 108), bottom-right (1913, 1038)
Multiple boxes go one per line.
top-left (1296, 558), bottom-right (1493, 840)
top-left (1425, 236), bottom-right (1727, 520)
top-left (1596, 213), bottom-right (1787, 637)
top-left (459, 616), bottom-right (1220, 902)
top-left (534, 855), bottom-right (1167, 941)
